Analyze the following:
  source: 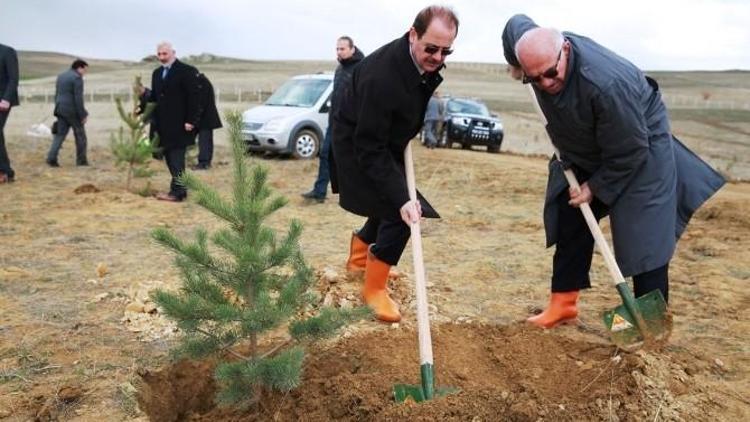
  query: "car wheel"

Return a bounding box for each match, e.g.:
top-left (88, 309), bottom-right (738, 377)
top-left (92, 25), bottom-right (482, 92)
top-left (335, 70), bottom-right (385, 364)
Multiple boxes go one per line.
top-left (461, 143), bottom-right (471, 150)
top-left (487, 144), bottom-right (501, 153)
top-left (291, 129), bottom-right (319, 159)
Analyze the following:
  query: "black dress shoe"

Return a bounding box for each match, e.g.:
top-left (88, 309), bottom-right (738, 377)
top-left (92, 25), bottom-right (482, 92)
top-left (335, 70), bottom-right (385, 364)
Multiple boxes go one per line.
top-left (155, 192), bottom-right (184, 202)
top-left (46, 159), bottom-right (60, 167)
top-left (190, 163), bottom-right (210, 170)
top-left (77, 161), bottom-right (89, 167)
top-left (301, 191), bottom-right (325, 203)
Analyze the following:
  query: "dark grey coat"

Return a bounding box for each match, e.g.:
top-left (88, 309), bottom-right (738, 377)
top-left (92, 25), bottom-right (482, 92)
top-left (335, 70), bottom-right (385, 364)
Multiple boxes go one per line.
top-left (0, 44), bottom-right (20, 106)
top-left (54, 69), bottom-right (87, 121)
top-left (503, 15), bottom-right (725, 276)
top-left (424, 95), bottom-right (443, 122)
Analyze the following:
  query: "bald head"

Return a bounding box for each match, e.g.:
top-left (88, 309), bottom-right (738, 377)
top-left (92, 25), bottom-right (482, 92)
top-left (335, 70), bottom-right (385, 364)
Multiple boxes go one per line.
top-left (515, 28), bottom-right (563, 69)
top-left (514, 28), bottom-right (568, 94)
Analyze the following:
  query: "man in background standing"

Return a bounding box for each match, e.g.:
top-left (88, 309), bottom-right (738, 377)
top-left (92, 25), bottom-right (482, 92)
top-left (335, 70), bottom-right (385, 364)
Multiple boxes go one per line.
top-left (301, 35), bottom-right (364, 203)
top-left (192, 72), bottom-right (222, 170)
top-left (149, 41), bottom-right (200, 202)
top-left (47, 59), bottom-right (89, 167)
top-left (422, 90), bottom-right (443, 148)
top-left (0, 43), bottom-right (19, 184)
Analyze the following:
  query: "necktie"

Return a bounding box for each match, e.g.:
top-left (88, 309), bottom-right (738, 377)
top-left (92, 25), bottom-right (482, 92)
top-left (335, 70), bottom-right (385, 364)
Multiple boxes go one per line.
top-left (161, 66), bottom-right (169, 80)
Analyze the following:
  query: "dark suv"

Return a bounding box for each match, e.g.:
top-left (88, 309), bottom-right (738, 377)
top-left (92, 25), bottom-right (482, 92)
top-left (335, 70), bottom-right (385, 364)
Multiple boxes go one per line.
top-left (438, 97), bottom-right (504, 153)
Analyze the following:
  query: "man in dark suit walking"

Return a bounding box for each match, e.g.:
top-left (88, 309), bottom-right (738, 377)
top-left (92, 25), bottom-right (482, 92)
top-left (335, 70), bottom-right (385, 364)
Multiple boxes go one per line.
top-left (149, 42), bottom-right (200, 202)
top-left (47, 59), bottom-right (89, 167)
top-left (0, 43), bottom-right (20, 184)
top-left (331, 5), bottom-right (458, 322)
top-left (191, 72), bottom-right (222, 170)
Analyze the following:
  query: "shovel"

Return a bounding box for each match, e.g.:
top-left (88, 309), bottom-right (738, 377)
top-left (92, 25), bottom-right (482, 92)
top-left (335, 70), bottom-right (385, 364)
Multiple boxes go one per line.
top-left (393, 142), bottom-right (459, 402)
top-left (525, 85), bottom-right (671, 350)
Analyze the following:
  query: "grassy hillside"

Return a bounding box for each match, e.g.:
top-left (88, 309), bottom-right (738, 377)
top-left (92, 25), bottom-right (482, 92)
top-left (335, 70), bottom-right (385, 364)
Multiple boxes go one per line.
top-left (17, 50), bottom-right (134, 80)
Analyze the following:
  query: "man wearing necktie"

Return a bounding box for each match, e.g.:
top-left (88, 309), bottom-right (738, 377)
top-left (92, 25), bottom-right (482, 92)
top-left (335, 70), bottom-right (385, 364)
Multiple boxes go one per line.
top-left (149, 41), bottom-right (200, 202)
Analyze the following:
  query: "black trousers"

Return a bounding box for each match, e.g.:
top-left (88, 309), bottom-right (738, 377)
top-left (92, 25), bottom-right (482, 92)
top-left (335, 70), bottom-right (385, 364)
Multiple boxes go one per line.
top-left (164, 147), bottom-right (187, 199)
top-left (0, 109), bottom-right (14, 179)
top-left (197, 129), bottom-right (213, 166)
top-left (356, 217), bottom-right (411, 266)
top-left (551, 186), bottom-right (669, 302)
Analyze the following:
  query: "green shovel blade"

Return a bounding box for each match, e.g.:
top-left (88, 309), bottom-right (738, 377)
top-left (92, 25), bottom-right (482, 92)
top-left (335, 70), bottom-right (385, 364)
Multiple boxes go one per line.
top-left (393, 384), bottom-right (460, 403)
top-left (602, 289), bottom-right (672, 350)
top-left (394, 363), bottom-right (460, 403)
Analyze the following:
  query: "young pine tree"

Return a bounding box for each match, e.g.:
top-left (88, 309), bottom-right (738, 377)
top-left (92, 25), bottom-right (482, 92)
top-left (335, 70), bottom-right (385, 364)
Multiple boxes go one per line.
top-left (150, 110), bottom-right (368, 408)
top-left (110, 76), bottom-right (160, 193)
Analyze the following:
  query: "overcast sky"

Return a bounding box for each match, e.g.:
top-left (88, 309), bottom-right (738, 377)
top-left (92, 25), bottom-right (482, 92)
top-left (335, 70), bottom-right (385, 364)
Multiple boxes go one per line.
top-left (2, 0), bottom-right (749, 70)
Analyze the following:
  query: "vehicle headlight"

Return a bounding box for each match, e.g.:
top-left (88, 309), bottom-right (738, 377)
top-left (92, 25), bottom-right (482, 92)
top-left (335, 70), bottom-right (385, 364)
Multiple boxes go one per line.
top-left (263, 117), bottom-right (285, 132)
top-left (451, 117), bottom-right (469, 126)
top-left (492, 122), bottom-right (503, 132)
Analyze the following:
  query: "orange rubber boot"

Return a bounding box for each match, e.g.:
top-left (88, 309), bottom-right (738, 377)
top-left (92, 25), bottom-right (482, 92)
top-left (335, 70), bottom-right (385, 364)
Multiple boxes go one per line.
top-left (362, 249), bottom-right (401, 323)
top-left (527, 291), bottom-right (579, 328)
top-left (346, 232), bottom-right (369, 273)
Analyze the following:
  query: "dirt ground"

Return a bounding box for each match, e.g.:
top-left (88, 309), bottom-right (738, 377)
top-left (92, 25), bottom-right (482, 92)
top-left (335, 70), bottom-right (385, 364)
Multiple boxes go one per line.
top-left (2, 60), bottom-right (750, 420)
top-left (1, 117), bottom-right (749, 422)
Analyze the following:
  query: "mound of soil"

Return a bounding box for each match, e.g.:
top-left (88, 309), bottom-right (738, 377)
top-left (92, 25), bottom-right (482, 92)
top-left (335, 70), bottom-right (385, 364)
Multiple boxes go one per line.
top-left (137, 323), bottom-right (713, 421)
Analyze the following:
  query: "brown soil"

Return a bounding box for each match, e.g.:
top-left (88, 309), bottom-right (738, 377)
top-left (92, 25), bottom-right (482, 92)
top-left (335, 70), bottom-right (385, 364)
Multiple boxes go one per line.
top-left (1, 136), bottom-right (748, 421)
top-left (137, 322), bottom-right (732, 422)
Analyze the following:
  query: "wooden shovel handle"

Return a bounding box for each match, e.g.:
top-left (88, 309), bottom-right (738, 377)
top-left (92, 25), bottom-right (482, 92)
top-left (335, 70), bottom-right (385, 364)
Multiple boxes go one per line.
top-left (404, 142), bottom-right (434, 366)
top-left (525, 85), bottom-right (627, 288)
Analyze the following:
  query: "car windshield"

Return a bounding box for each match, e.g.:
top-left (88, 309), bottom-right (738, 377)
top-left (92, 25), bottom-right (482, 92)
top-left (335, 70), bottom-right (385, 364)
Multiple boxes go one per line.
top-left (446, 99), bottom-right (490, 116)
top-left (265, 78), bottom-right (331, 107)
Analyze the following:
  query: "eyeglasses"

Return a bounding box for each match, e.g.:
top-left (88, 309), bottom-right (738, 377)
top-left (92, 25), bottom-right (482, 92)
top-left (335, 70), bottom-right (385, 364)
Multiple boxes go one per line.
top-left (424, 44), bottom-right (453, 57)
top-left (522, 47), bottom-right (563, 84)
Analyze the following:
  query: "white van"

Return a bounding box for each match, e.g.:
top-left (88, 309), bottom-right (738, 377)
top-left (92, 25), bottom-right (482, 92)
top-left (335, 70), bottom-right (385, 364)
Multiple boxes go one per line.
top-left (242, 73), bottom-right (333, 159)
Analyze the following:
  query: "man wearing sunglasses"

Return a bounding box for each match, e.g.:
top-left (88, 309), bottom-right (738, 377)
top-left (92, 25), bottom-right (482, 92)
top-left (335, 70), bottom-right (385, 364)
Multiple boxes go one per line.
top-left (331, 5), bottom-right (458, 323)
top-left (502, 15), bottom-right (725, 329)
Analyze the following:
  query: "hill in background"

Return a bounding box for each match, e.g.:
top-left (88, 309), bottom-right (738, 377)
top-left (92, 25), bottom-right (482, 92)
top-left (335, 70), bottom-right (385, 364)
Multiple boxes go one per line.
top-left (19, 50), bottom-right (264, 80)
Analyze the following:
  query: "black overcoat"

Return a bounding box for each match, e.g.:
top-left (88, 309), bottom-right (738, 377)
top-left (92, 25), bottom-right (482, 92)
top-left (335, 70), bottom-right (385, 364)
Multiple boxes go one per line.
top-left (331, 33), bottom-right (442, 221)
top-left (197, 73), bottom-right (222, 130)
top-left (149, 59), bottom-right (200, 150)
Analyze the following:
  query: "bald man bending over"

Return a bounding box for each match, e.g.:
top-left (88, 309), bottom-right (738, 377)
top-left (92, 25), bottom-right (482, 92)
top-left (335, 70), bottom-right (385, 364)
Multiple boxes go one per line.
top-left (501, 15), bottom-right (725, 329)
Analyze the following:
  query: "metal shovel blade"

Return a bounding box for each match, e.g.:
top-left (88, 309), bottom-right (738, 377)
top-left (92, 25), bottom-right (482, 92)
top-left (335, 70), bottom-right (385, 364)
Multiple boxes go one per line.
top-left (393, 384), bottom-right (460, 403)
top-left (393, 363), bottom-right (460, 403)
top-left (602, 289), bottom-right (672, 350)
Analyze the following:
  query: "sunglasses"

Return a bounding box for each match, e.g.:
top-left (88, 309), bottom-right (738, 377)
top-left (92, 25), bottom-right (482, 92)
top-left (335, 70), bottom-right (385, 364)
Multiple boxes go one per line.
top-left (424, 44), bottom-right (453, 57)
top-left (522, 47), bottom-right (563, 84)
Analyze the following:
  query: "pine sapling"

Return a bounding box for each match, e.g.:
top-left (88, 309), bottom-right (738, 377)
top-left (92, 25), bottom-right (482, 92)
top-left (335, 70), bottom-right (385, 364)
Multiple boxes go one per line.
top-left (151, 110), bottom-right (368, 408)
top-left (110, 76), bottom-right (160, 192)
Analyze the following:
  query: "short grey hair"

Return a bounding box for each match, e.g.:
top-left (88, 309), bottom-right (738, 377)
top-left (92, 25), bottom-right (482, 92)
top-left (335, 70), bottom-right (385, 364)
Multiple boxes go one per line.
top-left (156, 41), bottom-right (174, 51)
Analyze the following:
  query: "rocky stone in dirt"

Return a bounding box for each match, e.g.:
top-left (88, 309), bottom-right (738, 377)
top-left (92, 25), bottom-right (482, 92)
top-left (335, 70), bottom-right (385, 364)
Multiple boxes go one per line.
top-left (96, 262), bottom-right (108, 278)
top-left (126, 301), bottom-right (146, 313)
top-left (35, 384), bottom-right (84, 421)
top-left (73, 183), bottom-right (101, 194)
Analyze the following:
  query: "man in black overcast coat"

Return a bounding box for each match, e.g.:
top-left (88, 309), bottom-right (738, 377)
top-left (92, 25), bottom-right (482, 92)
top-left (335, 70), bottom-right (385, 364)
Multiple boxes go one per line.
top-left (192, 72), bottom-right (222, 170)
top-left (149, 41), bottom-right (200, 202)
top-left (301, 35), bottom-right (365, 202)
top-left (331, 5), bottom-right (459, 323)
top-left (0, 43), bottom-right (19, 184)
